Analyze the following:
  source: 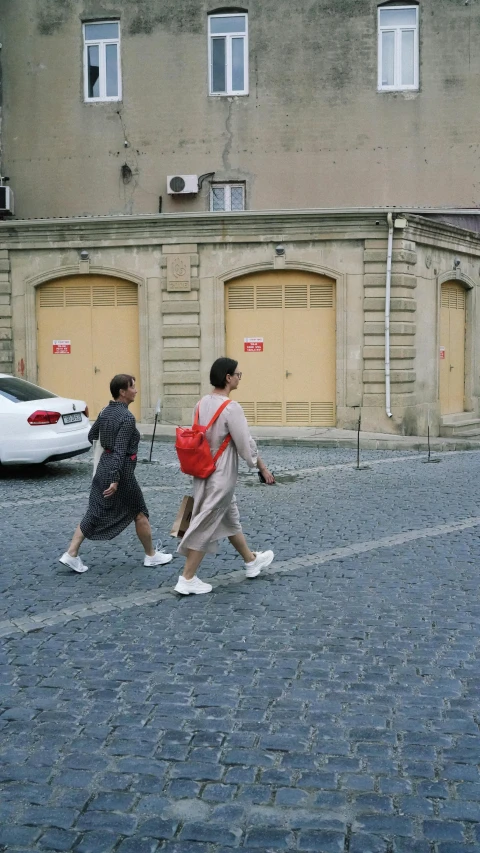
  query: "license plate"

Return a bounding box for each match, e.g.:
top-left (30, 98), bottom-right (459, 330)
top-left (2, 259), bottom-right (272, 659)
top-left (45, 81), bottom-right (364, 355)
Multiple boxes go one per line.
top-left (62, 412), bottom-right (82, 425)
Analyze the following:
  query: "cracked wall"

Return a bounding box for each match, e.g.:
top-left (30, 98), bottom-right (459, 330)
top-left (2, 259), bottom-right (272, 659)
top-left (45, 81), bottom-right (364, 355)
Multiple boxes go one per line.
top-left (2, 0), bottom-right (480, 218)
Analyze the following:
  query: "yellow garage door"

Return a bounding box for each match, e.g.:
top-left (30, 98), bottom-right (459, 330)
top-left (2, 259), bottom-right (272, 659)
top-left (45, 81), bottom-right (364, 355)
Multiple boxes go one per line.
top-left (440, 282), bottom-right (466, 416)
top-left (37, 276), bottom-right (140, 419)
top-left (226, 271), bottom-right (336, 426)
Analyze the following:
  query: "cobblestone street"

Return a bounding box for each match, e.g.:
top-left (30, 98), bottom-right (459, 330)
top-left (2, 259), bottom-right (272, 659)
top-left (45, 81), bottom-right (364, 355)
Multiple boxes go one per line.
top-left (2, 442), bottom-right (480, 852)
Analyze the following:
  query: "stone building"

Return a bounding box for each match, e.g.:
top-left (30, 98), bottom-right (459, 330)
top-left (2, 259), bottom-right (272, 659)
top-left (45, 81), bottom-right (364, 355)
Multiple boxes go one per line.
top-left (1, 0), bottom-right (480, 436)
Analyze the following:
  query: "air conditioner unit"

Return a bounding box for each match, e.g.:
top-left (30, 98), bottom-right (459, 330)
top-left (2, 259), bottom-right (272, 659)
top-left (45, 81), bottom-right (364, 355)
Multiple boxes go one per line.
top-left (167, 175), bottom-right (199, 195)
top-left (0, 186), bottom-right (14, 215)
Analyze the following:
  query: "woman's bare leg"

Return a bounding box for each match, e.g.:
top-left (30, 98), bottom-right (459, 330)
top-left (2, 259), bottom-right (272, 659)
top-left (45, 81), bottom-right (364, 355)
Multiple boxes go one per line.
top-left (135, 513), bottom-right (155, 556)
top-left (183, 549), bottom-right (205, 580)
top-left (228, 532), bottom-right (255, 563)
top-left (68, 525), bottom-right (85, 557)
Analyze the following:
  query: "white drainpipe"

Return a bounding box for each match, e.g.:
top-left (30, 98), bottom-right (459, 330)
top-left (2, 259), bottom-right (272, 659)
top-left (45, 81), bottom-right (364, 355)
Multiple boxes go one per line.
top-left (385, 212), bottom-right (394, 418)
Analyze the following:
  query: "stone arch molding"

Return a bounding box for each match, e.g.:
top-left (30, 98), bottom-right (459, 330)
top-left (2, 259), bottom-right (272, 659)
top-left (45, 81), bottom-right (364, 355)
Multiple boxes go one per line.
top-left (26, 264), bottom-right (145, 289)
top-left (217, 259), bottom-right (343, 285)
top-left (437, 270), bottom-right (476, 290)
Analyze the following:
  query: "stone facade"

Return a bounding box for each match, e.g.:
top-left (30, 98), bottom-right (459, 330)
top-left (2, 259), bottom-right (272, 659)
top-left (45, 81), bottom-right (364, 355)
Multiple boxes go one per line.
top-left (3, 209), bottom-right (480, 436)
top-left (2, 1), bottom-right (480, 435)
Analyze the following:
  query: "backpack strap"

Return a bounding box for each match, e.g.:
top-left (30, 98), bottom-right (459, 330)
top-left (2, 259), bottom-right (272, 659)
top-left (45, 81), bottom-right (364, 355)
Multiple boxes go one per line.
top-left (194, 398), bottom-right (232, 465)
top-left (193, 398), bottom-right (231, 429)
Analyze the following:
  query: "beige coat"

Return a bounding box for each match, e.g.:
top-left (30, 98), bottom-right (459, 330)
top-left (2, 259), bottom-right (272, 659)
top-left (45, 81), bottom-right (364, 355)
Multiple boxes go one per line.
top-left (177, 394), bottom-right (258, 556)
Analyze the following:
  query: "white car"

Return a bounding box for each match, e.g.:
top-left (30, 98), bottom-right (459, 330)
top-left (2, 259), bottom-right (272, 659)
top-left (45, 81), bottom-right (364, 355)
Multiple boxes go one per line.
top-left (0, 374), bottom-right (91, 465)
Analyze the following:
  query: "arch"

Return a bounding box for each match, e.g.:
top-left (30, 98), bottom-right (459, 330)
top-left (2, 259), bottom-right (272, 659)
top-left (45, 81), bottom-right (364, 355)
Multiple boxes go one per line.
top-left (210, 260), bottom-right (347, 413)
top-left (437, 269), bottom-right (475, 290)
top-left (208, 7), bottom-right (248, 14)
top-left (25, 266), bottom-right (148, 418)
top-left (26, 264), bottom-right (145, 290)
top-left (217, 259), bottom-right (343, 286)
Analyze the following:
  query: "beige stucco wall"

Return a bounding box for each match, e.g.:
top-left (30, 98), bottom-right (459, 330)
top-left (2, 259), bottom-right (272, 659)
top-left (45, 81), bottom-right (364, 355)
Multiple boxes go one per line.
top-left (2, 0), bottom-right (480, 219)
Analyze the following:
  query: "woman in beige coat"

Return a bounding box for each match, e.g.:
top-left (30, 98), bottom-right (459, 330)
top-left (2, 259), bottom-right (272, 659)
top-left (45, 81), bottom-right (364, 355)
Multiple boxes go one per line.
top-left (175, 357), bottom-right (275, 595)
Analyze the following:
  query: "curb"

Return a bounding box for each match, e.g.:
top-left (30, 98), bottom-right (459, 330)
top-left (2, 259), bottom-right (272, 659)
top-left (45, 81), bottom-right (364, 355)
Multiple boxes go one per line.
top-left (138, 430), bottom-right (480, 453)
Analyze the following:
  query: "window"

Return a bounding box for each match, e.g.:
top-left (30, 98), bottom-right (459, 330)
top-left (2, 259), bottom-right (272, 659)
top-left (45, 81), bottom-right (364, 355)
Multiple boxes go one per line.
top-left (210, 184), bottom-right (245, 211)
top-left (378, 6), bottom-right (418, 91)
top-left (208, 13), bottom-right (248, 96)
top-left (84, 21), bottom-right (121, 101)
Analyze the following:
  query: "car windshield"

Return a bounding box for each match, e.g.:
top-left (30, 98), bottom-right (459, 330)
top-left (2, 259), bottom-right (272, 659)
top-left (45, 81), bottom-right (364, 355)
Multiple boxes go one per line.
top-left (0, 377), bottom-right (57, 403)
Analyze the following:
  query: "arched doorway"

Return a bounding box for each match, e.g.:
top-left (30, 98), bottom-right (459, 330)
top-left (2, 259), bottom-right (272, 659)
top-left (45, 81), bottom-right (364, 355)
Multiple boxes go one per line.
top-left (37, 275), bottom-right (140, 419)
top-left (439, 281), bottom-right (466, 416)
top-left (225, 270), bottom-right (336, 426)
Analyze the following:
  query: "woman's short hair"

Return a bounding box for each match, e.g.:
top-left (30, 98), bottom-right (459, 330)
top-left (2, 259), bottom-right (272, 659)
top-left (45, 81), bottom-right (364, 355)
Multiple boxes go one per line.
top-left (110, 374), bottom-right (135, 399)
top-left (210, 358), bottom-right (238, 389)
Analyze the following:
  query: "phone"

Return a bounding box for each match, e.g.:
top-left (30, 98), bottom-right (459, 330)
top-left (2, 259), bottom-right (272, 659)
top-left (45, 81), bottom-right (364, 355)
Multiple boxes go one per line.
top-left (258, 470), bottom-right (275, 484)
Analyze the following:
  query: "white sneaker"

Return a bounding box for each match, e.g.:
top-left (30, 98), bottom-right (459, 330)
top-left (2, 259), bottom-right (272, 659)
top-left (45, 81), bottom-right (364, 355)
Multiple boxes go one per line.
top-left (245, 549), bottom-right (274, 578)
top-left (59, 552), bottom-right (89, 574)
top-left (144, 550), bottom-right (173, 567)
top-left (174, 575), bottom-right (212, 595)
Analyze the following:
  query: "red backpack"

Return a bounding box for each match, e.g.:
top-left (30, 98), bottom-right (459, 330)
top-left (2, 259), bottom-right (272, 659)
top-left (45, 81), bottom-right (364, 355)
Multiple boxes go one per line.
top-left (175, 399), bottom-right (232, 479)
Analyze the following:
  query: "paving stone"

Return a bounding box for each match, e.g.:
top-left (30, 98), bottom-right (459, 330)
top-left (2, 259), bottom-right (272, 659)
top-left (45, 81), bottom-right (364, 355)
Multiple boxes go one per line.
top-left (244, 828), bottom-right (295, 849)
top-left (73, 830), bottom-right (119, 853)
top-left (37, 828), bottom-right (80, 851)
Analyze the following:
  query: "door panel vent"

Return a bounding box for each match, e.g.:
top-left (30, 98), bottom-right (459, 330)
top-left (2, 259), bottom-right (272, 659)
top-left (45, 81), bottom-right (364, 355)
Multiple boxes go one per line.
top-left (311, 401), bottom-right (335, 425)
top-left (116, 284), bottom-right (138, 306)
top-left (256, 402), bottom-right (282, 425)
top-left (285, 284), bottom-right (308, 308)
top-left (256, 285), bottom-right (282, 309)
top-left (65, 287), bottom-right (91, 307)
top-left (93, 286), bottom-right (116, 307)
top-left (442, 285), bottom-right (466, 310)
top-left (310, 282), bottom-right (334, 308)
top-left (286, 402), bottom-right (310, 423)
top-left (228, 285), bottom-right (255, 309)
top-left (39, 287), bottom-right (65, 308)
top-left (239, 402), bottom-right (255, 423)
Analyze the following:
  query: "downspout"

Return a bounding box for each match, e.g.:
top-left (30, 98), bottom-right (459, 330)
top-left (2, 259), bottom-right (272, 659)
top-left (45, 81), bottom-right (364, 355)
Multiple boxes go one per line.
top-left (385, 212), bottom-right (394, 418)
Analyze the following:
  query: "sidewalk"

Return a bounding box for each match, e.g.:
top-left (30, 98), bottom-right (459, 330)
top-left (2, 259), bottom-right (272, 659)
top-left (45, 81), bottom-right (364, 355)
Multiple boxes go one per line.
top-left (138, 422), bottom-right (480, 452)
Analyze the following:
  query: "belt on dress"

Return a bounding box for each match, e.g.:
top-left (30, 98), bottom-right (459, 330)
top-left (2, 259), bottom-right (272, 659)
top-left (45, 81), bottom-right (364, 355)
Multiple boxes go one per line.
top-left (104, 449), bottom-right (137, 461)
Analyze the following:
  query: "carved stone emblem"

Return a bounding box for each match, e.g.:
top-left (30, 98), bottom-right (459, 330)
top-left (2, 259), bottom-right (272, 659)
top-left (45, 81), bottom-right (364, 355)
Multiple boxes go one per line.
top-left (167, 255), bottom-right (191, 291)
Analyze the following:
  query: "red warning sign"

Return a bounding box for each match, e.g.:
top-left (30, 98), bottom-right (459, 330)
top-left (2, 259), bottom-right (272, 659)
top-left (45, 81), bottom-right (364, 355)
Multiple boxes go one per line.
top-left (439, 346), bottom-right (445, 360)
top-left (244, 337), bottom-right (264, 353)
top-left (53, 340), bottom-right (71, 354)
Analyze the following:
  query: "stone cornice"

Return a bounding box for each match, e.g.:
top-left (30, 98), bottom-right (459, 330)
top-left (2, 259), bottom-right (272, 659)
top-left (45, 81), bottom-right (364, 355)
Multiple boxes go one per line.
top-left (0, 209), bottom-right (392, 249)
top-left (2, 209), bottom-right (480, 252)
top-left (406, 214), bottom-right (480, 254)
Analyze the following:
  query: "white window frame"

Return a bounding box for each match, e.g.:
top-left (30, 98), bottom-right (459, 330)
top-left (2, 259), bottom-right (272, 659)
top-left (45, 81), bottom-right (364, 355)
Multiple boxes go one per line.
top-left (83, 21), bottom-right (122, 102)
top-left (377, 5), bottom-right (419, 92)
top-left (210, 183), bottom-right (246, 211)
top-left (208, 13), bottom-right (249, 96)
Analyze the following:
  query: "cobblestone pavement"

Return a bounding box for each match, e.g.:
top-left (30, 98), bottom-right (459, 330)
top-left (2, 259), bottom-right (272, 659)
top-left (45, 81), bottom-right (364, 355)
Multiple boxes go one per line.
top-left (2, 443), bottom-right (480, 852)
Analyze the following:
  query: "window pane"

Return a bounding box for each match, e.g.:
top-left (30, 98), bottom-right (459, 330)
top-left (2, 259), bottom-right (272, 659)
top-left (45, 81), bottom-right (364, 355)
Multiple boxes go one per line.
top-left (85, 22), bottom-right (119, 40)
top-left (105, 43), bottom-right (118, 96)
top-left (232, 37), bottom-right (245, 91)
top-left (87, 44), bottom-right (100, 97)
top-left (210, 15), bottom-right (246, 34)
top-left (0, 377), bottom-right (57, 403)
top-left (401, 29), bottom-right (414, 85)
top-left (212, 187), bottom-right (226, 211)
top-left (212, 37), bottom-right (226, 93)
top-left (380, 8), bottom-right (416, 28)
top-left (381, 31), bottom-right (395, 86)
top-left (230, 187), bottom-right (245, 211)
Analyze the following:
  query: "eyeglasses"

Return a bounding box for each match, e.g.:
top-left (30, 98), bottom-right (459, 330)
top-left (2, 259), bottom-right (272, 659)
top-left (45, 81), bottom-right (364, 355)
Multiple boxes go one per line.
top-left (233, 372), bottom-right (242, 379)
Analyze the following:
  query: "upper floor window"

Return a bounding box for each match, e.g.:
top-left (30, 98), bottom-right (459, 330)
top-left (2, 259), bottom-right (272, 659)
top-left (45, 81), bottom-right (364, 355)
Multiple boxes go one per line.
top-left (378, 6), bottom-right (418, 91)
top-left (208, 13), bottom-right (248, 96)
top-left (84, 21), bottom-right (121, 102)
top-left (210, 183), bottom-right (245, 211)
